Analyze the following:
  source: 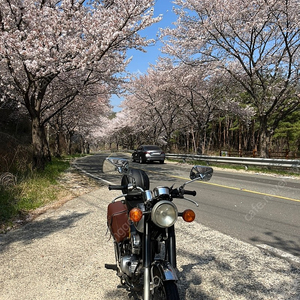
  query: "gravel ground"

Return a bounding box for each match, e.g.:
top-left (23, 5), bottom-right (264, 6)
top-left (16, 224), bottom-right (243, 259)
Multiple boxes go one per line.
top-left (0, 176), bottom-right (299, 300)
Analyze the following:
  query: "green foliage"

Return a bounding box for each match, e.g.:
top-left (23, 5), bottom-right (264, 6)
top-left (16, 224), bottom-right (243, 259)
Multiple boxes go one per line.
top-left (0, 158), bottom-right (70, 229)
top-left (229, 119), bottom-right (240, 131)
top-left (274, 111), bottom-right (300, 151)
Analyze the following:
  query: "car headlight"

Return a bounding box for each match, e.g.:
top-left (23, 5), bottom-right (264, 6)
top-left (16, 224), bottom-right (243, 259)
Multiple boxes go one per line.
top-left (151, 201), bottom-right (178, 228)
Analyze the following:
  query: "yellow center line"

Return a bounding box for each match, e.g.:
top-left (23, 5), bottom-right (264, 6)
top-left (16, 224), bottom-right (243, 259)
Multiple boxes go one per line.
top-left (146, 170), bottom-right (300, 203)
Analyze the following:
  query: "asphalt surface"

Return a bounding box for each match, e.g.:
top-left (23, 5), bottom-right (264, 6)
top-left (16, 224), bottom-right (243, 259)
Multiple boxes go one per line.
top-left (0, 180), bottom-right (299, 299)
top-left (74, 153), bottom-right (300, 257)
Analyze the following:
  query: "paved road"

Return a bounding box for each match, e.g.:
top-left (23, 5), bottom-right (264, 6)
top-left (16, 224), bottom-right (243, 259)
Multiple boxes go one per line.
top-left (0, 154), bottom-right (299, 300)
top-left (75, 153), bottom-right (300, 257)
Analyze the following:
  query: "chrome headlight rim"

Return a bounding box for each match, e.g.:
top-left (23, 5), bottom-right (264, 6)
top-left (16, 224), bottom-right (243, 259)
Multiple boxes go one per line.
top-left (151, 200), bottom-right (178, 228)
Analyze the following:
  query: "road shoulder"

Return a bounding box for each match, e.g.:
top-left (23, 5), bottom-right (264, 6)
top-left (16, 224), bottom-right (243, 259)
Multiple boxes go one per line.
top-left (0, 185), bottom-right (299, 299)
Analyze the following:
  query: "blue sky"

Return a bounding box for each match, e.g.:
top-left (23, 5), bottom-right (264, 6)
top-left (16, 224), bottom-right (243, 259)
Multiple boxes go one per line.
top-left (110, 0), bottom-right (178, 111)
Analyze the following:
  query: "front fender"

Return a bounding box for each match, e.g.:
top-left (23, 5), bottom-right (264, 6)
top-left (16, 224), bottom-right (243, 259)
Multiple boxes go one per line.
top-left (151, 260), bottom-right (178, 281)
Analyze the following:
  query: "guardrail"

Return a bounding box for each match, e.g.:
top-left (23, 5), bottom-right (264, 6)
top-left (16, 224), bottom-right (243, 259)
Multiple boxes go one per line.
top-left (165, 153), bottom-right (300, 170)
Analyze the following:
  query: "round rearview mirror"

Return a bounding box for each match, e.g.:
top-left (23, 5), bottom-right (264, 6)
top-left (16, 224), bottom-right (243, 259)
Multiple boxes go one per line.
top-left (190, 166), bottom-right (213, 181)
top-left (103, 157), bottom-right (129, 175)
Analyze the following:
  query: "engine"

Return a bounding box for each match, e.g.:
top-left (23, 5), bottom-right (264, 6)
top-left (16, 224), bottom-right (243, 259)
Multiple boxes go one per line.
top-left (120, 254), bottom-right (140, 277)
top-left (120, 232), bottom-right (142, 277)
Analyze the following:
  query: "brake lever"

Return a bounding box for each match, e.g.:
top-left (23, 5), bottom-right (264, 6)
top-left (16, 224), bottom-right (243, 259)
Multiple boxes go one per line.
top-left (182, 197), bottom-right (199, 207)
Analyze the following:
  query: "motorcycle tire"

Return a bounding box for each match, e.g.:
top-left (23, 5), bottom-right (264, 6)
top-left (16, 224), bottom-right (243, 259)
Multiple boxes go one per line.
top-left (152, 280), bottom-right (179, 300)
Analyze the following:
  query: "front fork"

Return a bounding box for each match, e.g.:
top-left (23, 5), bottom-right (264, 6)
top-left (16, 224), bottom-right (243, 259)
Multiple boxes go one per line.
top-left (143, 224), bottom-right (177, 300)
top-left (143, 221), bottom-right (151, 300)
top-left (165, 225), bottom-right (177, 268)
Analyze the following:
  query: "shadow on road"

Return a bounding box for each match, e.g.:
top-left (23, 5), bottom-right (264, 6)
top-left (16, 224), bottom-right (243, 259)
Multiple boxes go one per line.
top-left (104, 241), bottom-right (300, 299)
top-left (176, 247), bottom-right (300, 299)
top-left (0, 211), bottom-right (89, 253)
top-left (250, 230), bottom-right (300, 257)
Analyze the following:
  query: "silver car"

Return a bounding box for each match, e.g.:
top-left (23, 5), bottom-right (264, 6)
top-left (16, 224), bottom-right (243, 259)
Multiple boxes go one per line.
top-left (132, 145), bottom-right (165, 164)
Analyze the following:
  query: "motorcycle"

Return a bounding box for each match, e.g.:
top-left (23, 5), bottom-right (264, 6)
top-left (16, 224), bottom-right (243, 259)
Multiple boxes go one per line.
top-left (104, 157), bottom-right (213, 300)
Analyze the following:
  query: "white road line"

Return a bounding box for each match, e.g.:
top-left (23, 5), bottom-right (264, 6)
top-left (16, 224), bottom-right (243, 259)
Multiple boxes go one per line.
top-left (72, 163), bottom-right (114, 185)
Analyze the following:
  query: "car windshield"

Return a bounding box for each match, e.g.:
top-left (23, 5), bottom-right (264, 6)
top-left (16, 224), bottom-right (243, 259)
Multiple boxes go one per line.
top-left (144, 146), bottom-right (161, 151)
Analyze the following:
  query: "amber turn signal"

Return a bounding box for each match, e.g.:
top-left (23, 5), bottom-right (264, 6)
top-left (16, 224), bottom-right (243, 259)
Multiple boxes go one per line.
top-left (129, 208), bottom-right (143, 222)
top-left (182, 209), bottom-right (195, 222)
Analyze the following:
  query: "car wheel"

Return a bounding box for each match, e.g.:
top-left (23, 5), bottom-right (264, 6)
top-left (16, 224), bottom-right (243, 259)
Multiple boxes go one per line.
top-left (160, 160), bottom-right (164, 164)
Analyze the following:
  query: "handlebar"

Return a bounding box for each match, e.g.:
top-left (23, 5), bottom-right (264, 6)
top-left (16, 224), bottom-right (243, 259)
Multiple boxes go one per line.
top-left (183, 190), bottom-right (197, 196)
top-left (109, 185), bottom-right (196, 200)
top-left (171, 188), bottom-right (197, 198)
top-left (108, 184), bottom-right (127, 191)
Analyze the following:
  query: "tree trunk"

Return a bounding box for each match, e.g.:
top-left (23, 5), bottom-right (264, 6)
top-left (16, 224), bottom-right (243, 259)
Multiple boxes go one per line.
top-left (202, 127), bottom-right (207, 154)
top-left (186, 132), bottom-right (190, 152)
top-left (238, 122), bottom-right (242, 156)
top-left (259, 116), bottom-right (270, 158)
top-left (54, 123), bottom-right (61, 158)
top-left (218, 117), bottom-right (222, 149)
top-left (191, 129), bottom-right (197, 153)
top-left (31, 116), bottom-right (51, 170)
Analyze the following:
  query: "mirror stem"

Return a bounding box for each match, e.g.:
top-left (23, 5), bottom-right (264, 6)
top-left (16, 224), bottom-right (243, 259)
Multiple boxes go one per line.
top-left (182, 177), bottom-right (200, 189)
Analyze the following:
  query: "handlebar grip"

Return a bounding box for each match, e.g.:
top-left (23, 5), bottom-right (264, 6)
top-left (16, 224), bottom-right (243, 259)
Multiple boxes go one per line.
top-left (183, 190), bottom-right (196, 196)
top-left (108, 185), bottom-right (127, 191)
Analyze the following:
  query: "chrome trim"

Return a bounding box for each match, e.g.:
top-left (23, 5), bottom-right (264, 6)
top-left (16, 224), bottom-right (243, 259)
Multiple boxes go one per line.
top-left (134, 203), bottom-right (145, 233)
top-left (153, 186), bottom-right (169, 198)
top-left (144, 190), bottom-right (153, 202)
top-left (131, 232), bottom-right (141, 254)
top-left (151, 260), bottom-right (178, 281)
top-left (144, 266), bottom-right (150, 300)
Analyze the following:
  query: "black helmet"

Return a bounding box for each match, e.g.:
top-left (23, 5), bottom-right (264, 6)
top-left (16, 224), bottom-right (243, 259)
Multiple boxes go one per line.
top-left (121, 168), bottom-right (150, 192)
top-left (121, 168), bottom-right (150, 203)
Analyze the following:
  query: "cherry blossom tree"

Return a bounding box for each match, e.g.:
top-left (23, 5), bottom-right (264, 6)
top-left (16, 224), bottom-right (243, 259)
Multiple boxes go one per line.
top-left (121, 64), bottom-right (185, 148)
top-left (162, 0), bottom-right (300, 157)
top-left (164, 62), bottom-right (254, 153)
top-left (110, 59), bottom-right (254, 153)
top-left (100, 110), bottom-right (137, 150)
top-left (48, 89), bottom-right (111, 156)
top-left (0, 0), bottom-right (159, 169)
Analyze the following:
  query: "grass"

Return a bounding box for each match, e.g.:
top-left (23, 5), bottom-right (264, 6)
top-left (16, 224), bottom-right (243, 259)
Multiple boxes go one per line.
top-left (0, 158), bottom-right (71, 230)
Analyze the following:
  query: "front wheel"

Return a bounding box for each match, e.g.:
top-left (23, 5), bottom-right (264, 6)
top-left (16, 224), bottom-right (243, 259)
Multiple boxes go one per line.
top-left (152, 280), bottom-right (179, 300)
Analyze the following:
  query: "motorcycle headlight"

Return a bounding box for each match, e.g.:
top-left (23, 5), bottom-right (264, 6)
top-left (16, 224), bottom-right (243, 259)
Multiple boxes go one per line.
top-left (151, 201), bottom-right (178, 228)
